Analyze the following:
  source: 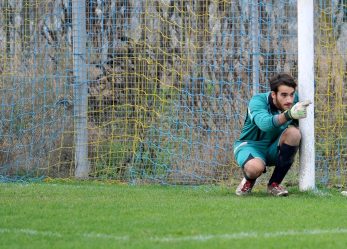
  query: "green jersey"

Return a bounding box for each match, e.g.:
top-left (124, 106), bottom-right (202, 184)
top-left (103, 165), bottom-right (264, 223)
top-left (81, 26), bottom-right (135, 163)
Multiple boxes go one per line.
top-left (236, 92), bottom-right (298, 147)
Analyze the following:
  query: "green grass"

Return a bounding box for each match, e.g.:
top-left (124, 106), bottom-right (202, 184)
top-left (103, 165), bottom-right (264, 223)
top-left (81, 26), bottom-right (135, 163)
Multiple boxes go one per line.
top-left (1, 181), bottom-right (347, 249)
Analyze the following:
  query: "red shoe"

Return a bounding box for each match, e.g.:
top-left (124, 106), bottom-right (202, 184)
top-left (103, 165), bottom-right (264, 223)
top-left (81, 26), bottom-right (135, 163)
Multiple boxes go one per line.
top-left (236, 178), bottom-right (256, 196)
top-left (267, 182), bottom-right (288, 196)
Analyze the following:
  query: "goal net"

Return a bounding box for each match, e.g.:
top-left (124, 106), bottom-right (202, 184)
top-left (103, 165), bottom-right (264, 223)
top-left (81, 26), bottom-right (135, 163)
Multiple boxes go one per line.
top-left (0, 1), bottom-right (346, 186)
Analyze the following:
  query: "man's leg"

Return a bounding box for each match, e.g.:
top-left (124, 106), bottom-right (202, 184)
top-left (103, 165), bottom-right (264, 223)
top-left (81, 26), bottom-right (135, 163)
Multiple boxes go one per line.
top-left (236, 156), bottom-right (266, 196)
top-left (244, 156), bottom-right (266, 180)
top-left (234, 143), bottom-right (266, 196)
top-left (268, 127), bottom-right (301, 196)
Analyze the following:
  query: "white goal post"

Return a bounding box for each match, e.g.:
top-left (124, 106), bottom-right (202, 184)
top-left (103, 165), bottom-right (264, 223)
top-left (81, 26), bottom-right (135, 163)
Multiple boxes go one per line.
top-left (297, 0), bottom-right (315, 190)
top-left (72, 0), bottom-right (90, 178)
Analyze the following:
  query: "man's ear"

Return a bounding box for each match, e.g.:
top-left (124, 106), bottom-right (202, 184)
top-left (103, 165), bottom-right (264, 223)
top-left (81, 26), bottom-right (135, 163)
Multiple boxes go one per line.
top-left (271, 91), bottom-right (276, 99)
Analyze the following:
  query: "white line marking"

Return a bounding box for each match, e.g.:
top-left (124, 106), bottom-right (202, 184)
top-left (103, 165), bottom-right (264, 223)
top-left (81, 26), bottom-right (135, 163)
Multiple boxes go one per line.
top-left (0, 228), bottom-right (62, 238)
top-left (1, 227), bottom-right (347, 242)
top-left (83, 232), bottom-right (129, 240)
top-left (151, 228), bottom-right (347, 242)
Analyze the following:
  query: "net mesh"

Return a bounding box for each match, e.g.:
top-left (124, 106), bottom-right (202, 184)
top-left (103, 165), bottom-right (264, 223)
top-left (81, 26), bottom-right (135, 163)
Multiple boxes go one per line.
top-left (0, 0), bottom-right (346, 185)
top-left (315, 0), bottom-right (347, 186)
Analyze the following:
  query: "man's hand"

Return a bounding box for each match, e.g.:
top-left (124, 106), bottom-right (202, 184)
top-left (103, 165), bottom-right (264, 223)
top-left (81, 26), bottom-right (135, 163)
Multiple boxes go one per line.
top-left (284, 100), bottom-right (312, 120)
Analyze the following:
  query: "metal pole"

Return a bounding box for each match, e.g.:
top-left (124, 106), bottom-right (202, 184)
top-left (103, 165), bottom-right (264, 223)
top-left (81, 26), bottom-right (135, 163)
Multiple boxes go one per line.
top-left (72, 0), bottom-right (89, 178)
top-left (298, 0), bottom-right (315, 190)
top-left (251, 0), bottom-right (260, 95)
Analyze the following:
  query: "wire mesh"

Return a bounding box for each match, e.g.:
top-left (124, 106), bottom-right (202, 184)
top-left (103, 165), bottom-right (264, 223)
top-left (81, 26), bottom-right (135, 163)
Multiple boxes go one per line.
top-left (0, 0), bottom-right (345, 186)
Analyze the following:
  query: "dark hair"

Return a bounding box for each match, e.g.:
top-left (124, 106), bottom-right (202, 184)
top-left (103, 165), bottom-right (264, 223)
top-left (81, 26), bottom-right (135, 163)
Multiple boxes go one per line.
top-left (269, 73), bottom-right (297, 92)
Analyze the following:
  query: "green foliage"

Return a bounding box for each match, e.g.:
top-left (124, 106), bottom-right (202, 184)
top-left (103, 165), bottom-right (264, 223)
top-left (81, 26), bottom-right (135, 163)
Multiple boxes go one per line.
top-left (129, 139), bottom-right (173, 182)
top-left (91, 141), bottom-right (133, 179)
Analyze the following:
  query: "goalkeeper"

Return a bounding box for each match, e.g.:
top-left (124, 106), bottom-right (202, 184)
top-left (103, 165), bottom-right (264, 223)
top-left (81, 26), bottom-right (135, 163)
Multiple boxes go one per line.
top-left (234, 73), bottom-right (312, 196)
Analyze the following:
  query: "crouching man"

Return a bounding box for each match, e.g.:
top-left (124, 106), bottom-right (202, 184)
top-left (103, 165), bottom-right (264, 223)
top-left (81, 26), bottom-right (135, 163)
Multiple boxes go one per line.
top-left (233, 73), bottom-right (311, 196)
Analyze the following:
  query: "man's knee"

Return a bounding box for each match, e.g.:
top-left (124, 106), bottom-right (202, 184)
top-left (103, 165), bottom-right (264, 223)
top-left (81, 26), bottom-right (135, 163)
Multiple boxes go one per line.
top-left (243, 157), bottom-right (265, 179)
top-left (281, 126), bottom-right (301, 146)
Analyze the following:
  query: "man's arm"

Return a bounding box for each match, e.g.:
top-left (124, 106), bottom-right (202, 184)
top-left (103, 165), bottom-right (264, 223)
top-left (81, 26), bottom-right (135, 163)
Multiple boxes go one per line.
top-left (249, 95), bottom-right (312, 131)
top-left (248, 95), bottom-right (281, 132)
top-left (275, 112), bottom-right (290, 126)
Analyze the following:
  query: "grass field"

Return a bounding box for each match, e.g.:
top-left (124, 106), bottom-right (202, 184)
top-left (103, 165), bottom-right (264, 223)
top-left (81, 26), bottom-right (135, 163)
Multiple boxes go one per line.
top-left (1, 181), bottom-right (347, 249)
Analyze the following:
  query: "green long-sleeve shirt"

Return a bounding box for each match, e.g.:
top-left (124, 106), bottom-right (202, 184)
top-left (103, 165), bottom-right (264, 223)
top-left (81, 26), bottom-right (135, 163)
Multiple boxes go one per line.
top-left (236, 92), bottom-right (298, 146)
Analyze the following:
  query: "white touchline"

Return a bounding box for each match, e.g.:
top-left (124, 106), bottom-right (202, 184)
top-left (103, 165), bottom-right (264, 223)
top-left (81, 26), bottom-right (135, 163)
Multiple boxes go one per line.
top-left (0, 228), bottom-right (62, 238)
top-left (1, 227), bottom-right (347, 242)
top-left (151, 228), bottom-right (347, 242)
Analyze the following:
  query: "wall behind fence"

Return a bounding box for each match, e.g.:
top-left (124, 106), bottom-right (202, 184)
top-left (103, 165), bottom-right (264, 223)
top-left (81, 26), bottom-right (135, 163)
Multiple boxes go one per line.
top-left (0, 0), bottom-right (346, 186)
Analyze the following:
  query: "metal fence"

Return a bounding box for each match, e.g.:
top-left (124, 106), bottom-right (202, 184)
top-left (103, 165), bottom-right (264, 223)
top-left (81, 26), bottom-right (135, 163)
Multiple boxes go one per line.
top-left (0, 0), bottom-right (346, 186)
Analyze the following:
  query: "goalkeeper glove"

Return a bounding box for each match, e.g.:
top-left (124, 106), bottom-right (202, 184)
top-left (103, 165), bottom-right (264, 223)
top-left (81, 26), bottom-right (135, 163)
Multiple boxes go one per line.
top-left (284, 100), bottom-right (312, 120)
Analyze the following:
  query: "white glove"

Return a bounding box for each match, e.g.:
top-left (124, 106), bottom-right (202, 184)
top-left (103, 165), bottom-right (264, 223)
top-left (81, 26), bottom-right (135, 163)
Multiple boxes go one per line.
top-left (284, 100), bottom-right (312, 120)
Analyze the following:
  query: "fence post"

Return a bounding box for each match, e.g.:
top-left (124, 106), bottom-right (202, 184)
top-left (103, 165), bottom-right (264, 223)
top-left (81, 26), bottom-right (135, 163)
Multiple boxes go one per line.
top-left (72, 0), bottom-right (89, 178)
top-left (298, 0), bottom-right (315, 190)
top-left (251, 0), bottom-right (260, 95)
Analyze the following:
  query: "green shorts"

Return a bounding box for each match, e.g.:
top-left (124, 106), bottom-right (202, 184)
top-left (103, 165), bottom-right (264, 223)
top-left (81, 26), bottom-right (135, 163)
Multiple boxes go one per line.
top-left (233, 132), bottom-right (284, 168)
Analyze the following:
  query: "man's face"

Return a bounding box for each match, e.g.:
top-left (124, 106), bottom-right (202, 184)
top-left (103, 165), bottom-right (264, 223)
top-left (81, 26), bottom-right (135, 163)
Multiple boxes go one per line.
top-left (271, 85), bottom-right (295, 111)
